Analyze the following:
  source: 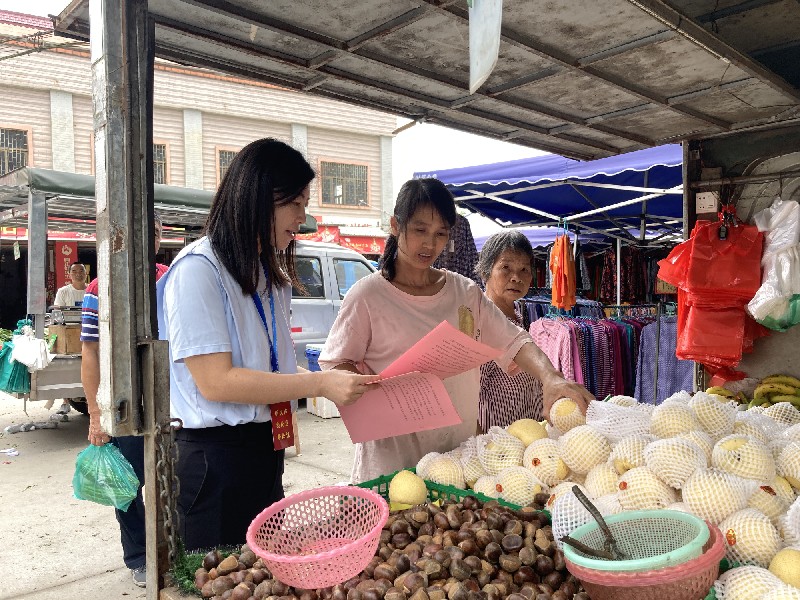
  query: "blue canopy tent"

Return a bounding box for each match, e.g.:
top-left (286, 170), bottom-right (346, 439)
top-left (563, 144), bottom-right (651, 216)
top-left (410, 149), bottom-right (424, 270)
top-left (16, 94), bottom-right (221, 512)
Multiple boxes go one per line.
top-left (414, 144), bottom-right (684, 246)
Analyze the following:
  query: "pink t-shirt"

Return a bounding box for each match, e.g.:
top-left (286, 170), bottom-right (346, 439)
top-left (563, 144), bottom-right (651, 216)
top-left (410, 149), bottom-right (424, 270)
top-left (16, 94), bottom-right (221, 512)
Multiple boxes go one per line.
top-left (319, 270), bottom-right (531, 483)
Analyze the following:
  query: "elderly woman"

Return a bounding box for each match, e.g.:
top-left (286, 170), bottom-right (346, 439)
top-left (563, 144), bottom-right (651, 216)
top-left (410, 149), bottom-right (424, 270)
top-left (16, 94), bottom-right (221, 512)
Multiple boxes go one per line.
top-left (476, 230), bottom-right (544, 429)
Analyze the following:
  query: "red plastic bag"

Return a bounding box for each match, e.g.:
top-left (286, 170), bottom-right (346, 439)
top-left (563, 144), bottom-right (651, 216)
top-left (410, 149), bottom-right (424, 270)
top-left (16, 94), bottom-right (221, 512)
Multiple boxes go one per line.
top-left (677, 305), bottom-right (745, 368)
top-left (685, 221), bottom-right (763, 301)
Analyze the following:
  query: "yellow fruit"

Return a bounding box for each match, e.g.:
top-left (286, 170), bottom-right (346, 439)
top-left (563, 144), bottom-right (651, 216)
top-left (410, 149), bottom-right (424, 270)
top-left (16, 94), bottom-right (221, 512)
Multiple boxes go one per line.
top-left (762, 375), bottom-right (800, 388)
top-left (707, 386), bottom-right (736, 398)
top-left (771, 395), bottom-right (800, 408)
top-left (683, 468), bottom-right (751, 524)
top-left (496, 467), bottom-right (543, 507)
top-left (472, 475), bottom-right (500, 499)
top-left (717, 566), bottom-right (784, 600)
top-left (748, 480), bottom-right (791, 525)
top-left (425, 455), bottom-right (466, 488)
top-left (617, 466), bottom-right (677, 510)
top-left (650, 403), bottom-right (699, 438)
top-left (506, 419), bottom-right (548, 446)
top-left (584, 462), bottom-right (620, 499)
top-left (769, 547), bottom-right (800, 587)
top-left (610, 434), bottom-right (653, 475)
top-left (719, 508), bottom-right (782, 568)
top-left (388, 470), bottom-right (428, 507)
top-left (761, 587), bottom-right (800, 600)
top-left (676, 430), bottom-right (714, 464)
top-left (550, 398), bottom-right (586, 433)
top-left (712, 434), bottom-right (776, 482)
top-left (523, 438), bottom-right (569, 486)
top-left (755, 383), bottom-right (798, 400)
top-left (558, 425), bottom-right (611, 475)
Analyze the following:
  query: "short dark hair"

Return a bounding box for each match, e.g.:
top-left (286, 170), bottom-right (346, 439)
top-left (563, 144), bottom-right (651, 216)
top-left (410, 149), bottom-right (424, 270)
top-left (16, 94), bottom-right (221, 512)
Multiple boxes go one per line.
top-left (476, 230), bottom-right (535, 282)
top-left (205, 138), bottom-right (314, 295)
top-left (380, 178), bottom-right (457, 281)
top-left (69, 261), bottom-right (85, 270)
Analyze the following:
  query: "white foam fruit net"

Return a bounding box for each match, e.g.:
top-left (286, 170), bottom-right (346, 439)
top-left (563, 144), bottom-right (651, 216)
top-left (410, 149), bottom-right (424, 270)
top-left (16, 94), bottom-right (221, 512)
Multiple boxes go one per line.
top-left (748, 480), bottom-right (792, 526)
top-left (734, 412), bottom-right (772, 445)
top-left (666, 501), bottom-right (692, 513)
top-left (714, 565), bottom-right (785, 600)
top-left (416, 452), bottom-right (440, 479)
top-left (457, 438), bottom-right (487, 487)
top-left (547, 481), bottom-right (588, 511)
top-left (617, 466), bottom-right (677, 510)
top-left (592, 492), bottom-right (623, 516)
top-left (477, 427), bottom-right (524, 475)
top-left (776, 441), bottom-right (800, 486)
top-left (664, 390), bottom-right (693, 404)
top-left (771, 439), bottom-right (791, 463)
top-left (608, 433), bottom-right (654, 475)
top-left (523, 438), bottom-right (569, 486)
top-left (719, 508), bottom-right (782, 568)
top-left (424, 454), bottom-right (465, 489)
top-left (780, 497), bottom-right (800, 546)
top-left (765, 402), bottom-right (800, 427)
top-left (496, 466), bottom-right (546, 507)
top-left (689, 392), bottom-right (738, 439)
top-left (782, 422), bottom-right (800, 443)
top-left (551, 486), bottom-right (606, 550)
top-left (585, 399), bottom-right (651, 444)
top-left (558, 424), bottom-right (611, 475)
top-left (650, 402), bottom-right (700, 438)
top-left (584, 462), bottom-right (621, 499)
top-left (472, 475), bottom-right (500, 499)
top-left (712, 434), bottom-right (777, 482)
top-left (549, 397), bottom-right (586, 433)
top-left (644, 438), bottom-right (707, 489)
top-left (606, 395), bottom-right (638, 407)
top-left (676, 429), bottom-right (715, 464)
top-left (761, 586), bottom-right (800, 600)
top-left (682, 468), bottom-right (756, 525)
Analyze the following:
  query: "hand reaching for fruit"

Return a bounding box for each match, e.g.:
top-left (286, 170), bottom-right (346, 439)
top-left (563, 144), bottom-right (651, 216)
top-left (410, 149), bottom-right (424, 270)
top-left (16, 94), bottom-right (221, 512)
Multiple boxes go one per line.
top-left (541, 376), bottom-right (594, 423)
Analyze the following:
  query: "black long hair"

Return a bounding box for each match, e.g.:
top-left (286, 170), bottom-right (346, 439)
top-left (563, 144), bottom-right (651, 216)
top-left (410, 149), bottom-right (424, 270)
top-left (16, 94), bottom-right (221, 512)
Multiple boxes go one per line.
top-left (381, 178), bottom-right (457, 281)
top-left (205, 138), bottom-right (314, 294)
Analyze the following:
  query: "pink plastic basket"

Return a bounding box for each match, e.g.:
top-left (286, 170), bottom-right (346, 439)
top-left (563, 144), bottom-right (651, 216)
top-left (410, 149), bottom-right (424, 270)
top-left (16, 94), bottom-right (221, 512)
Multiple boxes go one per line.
top-left (565, 522), bottom-right (725, 600)
top-left (246, 486), bottom-right (389, 589)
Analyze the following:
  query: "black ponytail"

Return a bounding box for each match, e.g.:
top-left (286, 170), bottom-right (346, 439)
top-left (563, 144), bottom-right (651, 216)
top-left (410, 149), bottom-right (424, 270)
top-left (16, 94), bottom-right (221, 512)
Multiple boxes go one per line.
top-left (380, 234), bottom-right (399, 281)
top-left (381, 178), bottom-right (456, 282)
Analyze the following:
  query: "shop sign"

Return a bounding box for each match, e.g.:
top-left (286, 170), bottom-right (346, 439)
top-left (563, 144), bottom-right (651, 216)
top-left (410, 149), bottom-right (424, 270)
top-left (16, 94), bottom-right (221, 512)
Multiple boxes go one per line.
top-left (55, 241), bottom-right (78, 288)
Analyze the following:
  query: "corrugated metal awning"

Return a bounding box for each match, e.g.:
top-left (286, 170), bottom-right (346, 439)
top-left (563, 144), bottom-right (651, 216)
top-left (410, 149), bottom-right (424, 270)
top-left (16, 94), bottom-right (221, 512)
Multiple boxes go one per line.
top-left (53, 0), bottom-right (800, 161)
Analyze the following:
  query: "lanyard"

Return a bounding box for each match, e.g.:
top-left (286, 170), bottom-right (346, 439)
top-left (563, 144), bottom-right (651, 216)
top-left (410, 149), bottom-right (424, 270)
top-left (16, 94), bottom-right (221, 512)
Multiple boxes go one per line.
top-left (252, 271), bottom-right (280, 373)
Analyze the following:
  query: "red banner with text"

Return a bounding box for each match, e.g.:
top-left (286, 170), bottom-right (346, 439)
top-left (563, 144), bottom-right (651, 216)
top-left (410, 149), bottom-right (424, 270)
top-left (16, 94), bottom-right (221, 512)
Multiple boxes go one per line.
top-left (54, 241), bottom-right (78, 289)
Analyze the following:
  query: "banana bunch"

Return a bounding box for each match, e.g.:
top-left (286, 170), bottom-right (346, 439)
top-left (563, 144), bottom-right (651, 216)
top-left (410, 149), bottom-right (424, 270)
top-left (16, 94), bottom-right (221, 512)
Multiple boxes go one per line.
top-left (750, 375), bottom-right (800, 409)
top-left (706, 386), bottom-right (749, 405)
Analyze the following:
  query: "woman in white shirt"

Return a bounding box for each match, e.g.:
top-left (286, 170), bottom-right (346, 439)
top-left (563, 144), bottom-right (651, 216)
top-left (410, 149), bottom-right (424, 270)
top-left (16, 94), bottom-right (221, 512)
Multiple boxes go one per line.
top-left (157, 138), bottom-right (378, 550)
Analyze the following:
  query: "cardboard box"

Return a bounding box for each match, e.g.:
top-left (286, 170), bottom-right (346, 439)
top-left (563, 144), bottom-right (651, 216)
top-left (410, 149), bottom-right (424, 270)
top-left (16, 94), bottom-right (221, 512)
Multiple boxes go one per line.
top-left (49, 324), bottom-right (83, 355)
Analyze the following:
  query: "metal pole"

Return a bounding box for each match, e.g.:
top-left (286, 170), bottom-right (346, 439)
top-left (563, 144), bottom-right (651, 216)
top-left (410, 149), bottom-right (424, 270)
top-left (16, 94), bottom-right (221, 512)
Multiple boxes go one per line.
top-left (616, 237), bottom-right (621, 306)
top-left (654, 301), bottom-right (661, 404)
top-left (26, 190), bottom-right (47, 339)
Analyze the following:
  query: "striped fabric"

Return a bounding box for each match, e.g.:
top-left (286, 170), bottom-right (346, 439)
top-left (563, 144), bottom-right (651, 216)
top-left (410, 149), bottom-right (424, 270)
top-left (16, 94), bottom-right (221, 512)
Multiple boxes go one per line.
top-left (478, 310), bottom-right (544, 430)
top-left (80, 264), bottom-right (169, 343)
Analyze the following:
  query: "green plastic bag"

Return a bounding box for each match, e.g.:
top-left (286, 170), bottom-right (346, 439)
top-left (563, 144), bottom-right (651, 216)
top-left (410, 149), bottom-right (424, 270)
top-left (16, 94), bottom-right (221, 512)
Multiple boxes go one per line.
top-left (0, 341), bottom-right (30, 394)
top-left (73, 444), bottom-right (140, 511)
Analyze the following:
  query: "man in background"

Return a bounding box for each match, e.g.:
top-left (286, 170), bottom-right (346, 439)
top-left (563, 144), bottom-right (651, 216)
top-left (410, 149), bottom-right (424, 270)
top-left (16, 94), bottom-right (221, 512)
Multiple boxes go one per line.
top-left (80, 213), bottom-right (168, 588)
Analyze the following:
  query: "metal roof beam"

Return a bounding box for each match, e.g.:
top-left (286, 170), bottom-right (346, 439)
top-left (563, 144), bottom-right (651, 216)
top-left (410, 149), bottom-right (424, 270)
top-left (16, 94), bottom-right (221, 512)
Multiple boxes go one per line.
top-left (156, 13), bottom-right (628, 156)
top-left (625, 0), bottom-right (800, 102)
top-left (345, 6), bottom-right (430, 50)
top-left (421, 0), bottom-right (733, 130)
top-left (577, 30), bottom-right (677, 66)
top-left (563, 185), bottom-right (683, 221)
top-left (569, 184), bottom-right (639, 241)
top-left (695, 0), bottom-right (785, 24)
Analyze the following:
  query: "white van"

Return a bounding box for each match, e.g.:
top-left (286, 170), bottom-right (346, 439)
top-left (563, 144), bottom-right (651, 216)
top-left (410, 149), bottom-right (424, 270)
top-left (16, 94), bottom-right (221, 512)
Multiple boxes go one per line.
top-left (290, 241), bottom-right (376, 368)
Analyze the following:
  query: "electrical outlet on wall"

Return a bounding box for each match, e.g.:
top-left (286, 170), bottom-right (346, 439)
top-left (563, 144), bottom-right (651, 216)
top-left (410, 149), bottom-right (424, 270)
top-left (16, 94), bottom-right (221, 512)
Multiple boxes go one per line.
top-left (696, 191), bottom-right (719, 214)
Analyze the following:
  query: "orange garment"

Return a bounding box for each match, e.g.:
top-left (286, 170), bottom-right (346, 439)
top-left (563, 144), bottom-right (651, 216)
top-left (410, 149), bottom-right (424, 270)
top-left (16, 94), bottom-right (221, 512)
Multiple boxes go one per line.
top-left (550, 234), bottom-right (577, 310)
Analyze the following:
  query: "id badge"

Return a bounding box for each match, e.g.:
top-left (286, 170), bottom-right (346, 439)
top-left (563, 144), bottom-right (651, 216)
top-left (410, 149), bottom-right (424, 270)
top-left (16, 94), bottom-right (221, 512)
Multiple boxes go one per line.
top-left (270, 401), bottom-right (294, 450)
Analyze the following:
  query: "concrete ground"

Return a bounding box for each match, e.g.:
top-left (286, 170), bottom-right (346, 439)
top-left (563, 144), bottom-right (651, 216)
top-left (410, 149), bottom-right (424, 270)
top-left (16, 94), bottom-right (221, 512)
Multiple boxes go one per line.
top-left (0, 395), bottom-right (354, 600)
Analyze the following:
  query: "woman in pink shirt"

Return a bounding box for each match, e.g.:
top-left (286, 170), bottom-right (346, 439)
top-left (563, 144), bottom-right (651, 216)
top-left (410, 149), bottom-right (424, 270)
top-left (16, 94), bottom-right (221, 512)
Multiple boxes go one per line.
top-left (319, 179), bottom-right (594, 483)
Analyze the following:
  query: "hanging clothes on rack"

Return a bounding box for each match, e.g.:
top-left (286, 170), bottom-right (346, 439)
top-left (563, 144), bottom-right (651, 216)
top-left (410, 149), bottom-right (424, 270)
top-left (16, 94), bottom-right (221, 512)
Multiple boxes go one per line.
top-left (432, 214), bottom-right (481, 286)
top-left (550, 229), bottom-right (577, 310)
top-left (635, 315), bottom-right (694, 404)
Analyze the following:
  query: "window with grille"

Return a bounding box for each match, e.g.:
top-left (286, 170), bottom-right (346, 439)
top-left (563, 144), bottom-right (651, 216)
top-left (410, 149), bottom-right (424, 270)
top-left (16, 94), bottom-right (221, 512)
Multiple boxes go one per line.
top-left (153, 143), bottom-right (167, 184)
top-left (218, 149), bottom-right (237, 182)
top-left (320, 161), bottom-right (368, 207)
top-left (0, 128), bottom-right (29, 176)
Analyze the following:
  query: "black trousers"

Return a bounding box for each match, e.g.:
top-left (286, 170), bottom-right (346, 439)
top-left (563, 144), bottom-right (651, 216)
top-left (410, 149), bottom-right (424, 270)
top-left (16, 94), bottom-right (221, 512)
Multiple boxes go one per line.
top-left (112, 435), bottom-right (146, 570)
top-left (175, 421), bottom-right (285, 552)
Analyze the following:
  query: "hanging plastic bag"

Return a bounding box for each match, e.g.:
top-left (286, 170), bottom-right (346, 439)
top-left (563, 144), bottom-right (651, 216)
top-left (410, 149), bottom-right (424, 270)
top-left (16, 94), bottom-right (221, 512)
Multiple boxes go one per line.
top-left (753, 196), bottom-right (800, 254)
top-left (0, 341), bottom-right (31, 394)
top-left (11, 334), bottom-right (53, 370)
top-left (73, 444), bottom-right (140, 511)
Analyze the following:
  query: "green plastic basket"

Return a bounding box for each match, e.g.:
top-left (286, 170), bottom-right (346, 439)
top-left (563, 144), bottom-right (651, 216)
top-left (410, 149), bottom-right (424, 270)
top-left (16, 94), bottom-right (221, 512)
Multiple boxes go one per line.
top-left (356, 468), bottom-right (525, 511)
top-left (562, 509), bottom-right (710, 573)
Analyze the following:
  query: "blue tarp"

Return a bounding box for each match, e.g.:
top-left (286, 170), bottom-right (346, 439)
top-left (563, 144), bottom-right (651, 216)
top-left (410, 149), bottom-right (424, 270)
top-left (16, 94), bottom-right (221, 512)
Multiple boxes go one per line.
top-left (414, 145), bottom-right (683, 239)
